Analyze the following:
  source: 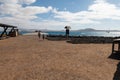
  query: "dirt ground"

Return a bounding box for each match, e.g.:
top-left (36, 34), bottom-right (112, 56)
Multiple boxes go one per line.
top-left (0, 35), bottom-right (119, 80)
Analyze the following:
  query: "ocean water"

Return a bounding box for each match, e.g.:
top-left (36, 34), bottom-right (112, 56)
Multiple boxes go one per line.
top-left (1, 31), bottom-right (120, 37)
top-left (45, 31), bottom-right (120, 37)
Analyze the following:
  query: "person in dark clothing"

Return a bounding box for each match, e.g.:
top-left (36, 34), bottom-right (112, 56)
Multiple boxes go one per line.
top-left (42, 34), bottom-right (45, 40)
top-left (38, 31), bottom-right (41, 39)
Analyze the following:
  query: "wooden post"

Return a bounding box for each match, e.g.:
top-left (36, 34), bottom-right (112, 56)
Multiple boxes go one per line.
top-left (112, 42), bottom-right (115, 53)
top-left (118, 43), bottom-right (120, 51)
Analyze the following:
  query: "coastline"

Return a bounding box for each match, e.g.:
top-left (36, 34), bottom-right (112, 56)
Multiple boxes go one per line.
top-left (22, 32), bottom-right (48, 36)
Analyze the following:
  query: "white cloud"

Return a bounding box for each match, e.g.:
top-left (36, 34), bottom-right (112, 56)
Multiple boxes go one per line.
top-left (22, 6), bottom-right (52, 15)
top-left (88, 0), bottom-right (120, 19)
top-left (1, 0), bottom-right (120, 30)
top-left (53, 0), bottom-right (120, 24)
top-left (94, 0), bottom-right (107, 3)
top-left (0, 0), bottom-right (55, 29)
top-left (0, 3), bottom-right (21, 15)
top-left (0, 0), bottom-right (18, 4)
top-left (0, 17), bottom-right (67, 30)
top-left (0, 0), bottom-right (53, 20)
top-left (0, 0), bottom-right (36, 5)
top-left (19, 0), bottom-right (36, 5)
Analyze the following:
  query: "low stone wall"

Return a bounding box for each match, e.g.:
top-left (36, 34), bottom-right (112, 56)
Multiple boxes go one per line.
top-left (69, 36), bottom-right (113, 44)
top-left (47, 35), bottom-right (66, 41)
top-left (47, 35), bottom-right (114, 44)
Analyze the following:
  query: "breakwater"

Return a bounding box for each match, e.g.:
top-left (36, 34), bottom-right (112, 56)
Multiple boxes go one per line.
top-left (47, 35), bottom-right (115, 44)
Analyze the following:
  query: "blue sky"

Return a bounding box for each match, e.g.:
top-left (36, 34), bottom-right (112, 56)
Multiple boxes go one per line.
top-left (32, 0), bottom-right (93, 12)
top-left (0, 0), bottom-right (120, 30)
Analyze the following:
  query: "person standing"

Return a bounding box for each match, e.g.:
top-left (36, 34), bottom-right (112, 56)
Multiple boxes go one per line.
top-left (65, 26), bottom-right (71, 39)
top-left (38, 31), bottom-right (41, 39)
top-left (42, 34), bottom-right (45, 40)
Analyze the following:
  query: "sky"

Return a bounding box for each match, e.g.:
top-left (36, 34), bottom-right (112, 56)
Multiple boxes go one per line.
top-left (0, 0), bottom-right (120, 30)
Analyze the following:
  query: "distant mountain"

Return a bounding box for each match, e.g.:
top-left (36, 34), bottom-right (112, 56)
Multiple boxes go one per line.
top-left (78, 28), bottom-right (96, 31)
top-left (77, 28), bottom-right (120, 32)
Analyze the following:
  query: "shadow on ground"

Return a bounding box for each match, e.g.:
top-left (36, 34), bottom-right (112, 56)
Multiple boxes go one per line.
top-left (109, 52), bottom-right (120, 60)
top-left (113, 62), bottom-right (120, 80)
top-left (108, 52), bottom-right (120, 80)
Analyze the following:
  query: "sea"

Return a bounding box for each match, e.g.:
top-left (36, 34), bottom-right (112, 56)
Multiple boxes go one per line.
top-left (1, 31), bottom-right (120, 37)
top-left (42, 31), bottom-right (120, 37)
